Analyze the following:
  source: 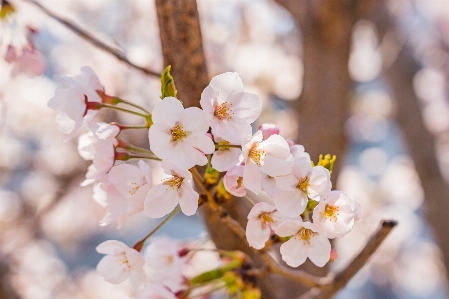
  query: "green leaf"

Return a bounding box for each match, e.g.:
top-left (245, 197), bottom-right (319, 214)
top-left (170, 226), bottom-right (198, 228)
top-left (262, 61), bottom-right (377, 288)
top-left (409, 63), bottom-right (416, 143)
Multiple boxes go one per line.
top-left (160, 65), bottom-right (177, 99)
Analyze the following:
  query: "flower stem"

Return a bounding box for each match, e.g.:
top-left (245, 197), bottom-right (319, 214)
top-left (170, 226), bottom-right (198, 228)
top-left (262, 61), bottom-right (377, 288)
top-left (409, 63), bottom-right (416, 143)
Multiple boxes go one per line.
top-left (133, 206), bottom-right (181, 251)
top-left (215, 144), bottom-right (242, 149)
top-left (115, 151), bottom-right (161, 161)
top-left (242, 195), bottom-right (255, 206)
top-left (117, 138), bottom-right (154, 155)
top-left (119, 125), bottom-right (150, 130)
top-left (115, 98), bottom-right (151, 114)
top-left (98, 103), bottom-right (149, 118)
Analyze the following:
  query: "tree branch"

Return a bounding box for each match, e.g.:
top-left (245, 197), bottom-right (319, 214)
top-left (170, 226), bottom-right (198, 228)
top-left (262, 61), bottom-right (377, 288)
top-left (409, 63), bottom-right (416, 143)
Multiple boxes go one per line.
top-left (299, 220), bottom-right (398, 299)
top-left (23, 0), bottom-right (160, 77)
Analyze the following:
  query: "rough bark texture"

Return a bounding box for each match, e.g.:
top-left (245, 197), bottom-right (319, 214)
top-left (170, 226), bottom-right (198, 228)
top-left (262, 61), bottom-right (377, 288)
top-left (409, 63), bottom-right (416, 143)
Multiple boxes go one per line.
top-left (155, 0), bottom-right (208, 107)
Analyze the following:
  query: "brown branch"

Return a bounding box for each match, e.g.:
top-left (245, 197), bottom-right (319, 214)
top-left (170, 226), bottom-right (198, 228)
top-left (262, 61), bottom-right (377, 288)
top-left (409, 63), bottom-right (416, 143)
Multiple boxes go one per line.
top-left (299, 220), bottom-right (398, 299)
top-left (23, 0), bottom-right (160, 77)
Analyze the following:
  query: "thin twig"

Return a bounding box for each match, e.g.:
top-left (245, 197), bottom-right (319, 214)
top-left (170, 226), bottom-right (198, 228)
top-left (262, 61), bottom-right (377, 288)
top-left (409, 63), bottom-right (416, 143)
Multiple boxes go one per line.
top-left (299, 219), bottom-right (398, 299)
top-left (24, 0), bottom-right (160, 77)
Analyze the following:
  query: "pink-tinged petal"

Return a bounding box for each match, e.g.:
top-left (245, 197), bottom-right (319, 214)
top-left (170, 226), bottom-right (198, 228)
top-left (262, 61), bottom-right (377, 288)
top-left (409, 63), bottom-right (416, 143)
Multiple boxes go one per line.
top-left (274, 190), bottom-right (308, 217)
top-left (145, 185), bottom-right (179, 218)
top-left (96, 255), bottom-right (129, 284)
top-left (213, 118), bottom-right (252, 144)
top-left (308, 235), bottom-right (331, 267)
top-left (93, 142), bottom-right (115, 173)
top-left (178, 182), bottom-right (199, 216)
top-left (258, 124), bottom-right (280, 140)
top-left (161, 160), bottom-right (192, 179)
top-left (78, 132), bottom-right (96, 160)
top-left (275, 172), bottom-right (299, 191)
top-left (223, 166), bottom-right (246, 197)
top-left (274, 220), bottom-right (303, 237)
top-left (77, 66), bottom-right (103, 102)
top-left (290, 145), bottom-right (311, 161)
top-left (261, 154), bottom-right (294, 177)
top-left (129, 268), bottom-right (146, 291)
top-left (279, 238), bottom-right (308, 267)
top-left (261, 174), bottom-right (277, 197)
top-left (308, 166), bottom-right (332, 199)
top-left (259, 135), bottom-right (291, 156)
top-left (94, 123), bottom-right (120, 140)
top-left (140, 283), bottom-right (177, 299)
top-left (96, 240), bottom-right (128, 255)
top-left (169, 141), bottom-right (200, 170)
top-left (188, 134), bottom-right (216, 155)
top-left (151, 97), bottom-right (183, 127)
top-left (246, 218), bottom-right (271, 249)
top-left (211, 148), bottom-right (242, 172)
top-left (243, 161), bottom-right (263, 195)
top-left (200, 85), bottom-right (218, 116)
top-left (247, 202), bottom-right (276, 219)
top-left (139, 160), bottom-right (153, 184)
top-left (179, 107), bottom-right (210, 134)
top-left (11, 49), bottom-right (46, 77)
top-left (108, 164), bottom-right (143, 195)
top-left (292, 158), bottom-right (312, 181)
top-left (4, 45), bottom-right (18, 62)
top-left (149, 123), bottom-right (173, 156)
top-left (209, 72), bottom-right (243, 103)
top-left (130, 183), bottom-right (153, 213)
top-left (228, 92), bottom-right (262, 124)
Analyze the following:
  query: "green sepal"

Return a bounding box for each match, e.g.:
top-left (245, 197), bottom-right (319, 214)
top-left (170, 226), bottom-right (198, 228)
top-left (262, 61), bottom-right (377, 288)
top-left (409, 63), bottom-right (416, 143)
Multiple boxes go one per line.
top-left (160, 65), bottom-right (177, 99)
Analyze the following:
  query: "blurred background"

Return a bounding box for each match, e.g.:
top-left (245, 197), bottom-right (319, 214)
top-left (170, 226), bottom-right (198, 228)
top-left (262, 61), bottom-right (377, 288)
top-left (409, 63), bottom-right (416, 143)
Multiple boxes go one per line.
top-left (1, 0), bottom-right (449, 298)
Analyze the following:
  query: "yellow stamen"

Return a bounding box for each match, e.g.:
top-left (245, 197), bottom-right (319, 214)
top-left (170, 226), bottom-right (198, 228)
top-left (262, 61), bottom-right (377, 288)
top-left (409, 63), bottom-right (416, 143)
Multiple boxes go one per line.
top-left (323, 204), bottom-right (339, 222)
top-left (249, 142), bottom-right (266, 166)
top-left (164, 175), bottom-right (184, 189)
top-left (171, 124), bottom-right (187, 142)
top-left (214, 102), bottom-right (233, 120)
top-left (236, 177), bottom-right (243, 188)
top-left (129, 182), bottom-right (140, 195)
top-left (297, 177), bottom-right (309, 192)
top-left (298, 227), bottom-right (315, 245)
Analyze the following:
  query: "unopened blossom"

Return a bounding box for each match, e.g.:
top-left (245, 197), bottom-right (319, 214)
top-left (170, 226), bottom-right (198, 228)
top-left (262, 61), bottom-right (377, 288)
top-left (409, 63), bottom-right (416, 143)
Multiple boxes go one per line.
top-left (96, 240), bottom-right (146, 291)
top-left (246, 202), bottom-right (286, 249)
top-left (242, 130), bottom-right (293, 195)
top-left (48, 66), bottom-right (104, 141)
top-left (211, 137), bottom-right (242, 172)
top-left (200, 72), bottom-right (262, 144)
top-left (144, 238), bottom-right (185, 292)
top-left (148, 97), bottom-right (215, 170)
top-left (274, 220), bottom-right (330, 267)
top-left (145, 160), bottom-right (199, 218)
top-left (101, 161), bottom-right (153, 228)
top-left (138, 283), bottom-right (177, 299)
top-left (312, 191), bottom-right (359, 239)
top-left (223, 164), bottom-right (246, 197)
top-left (274, 157), bottom-right (331, 217)
top-left (257, 123), bottom-right (280, 140)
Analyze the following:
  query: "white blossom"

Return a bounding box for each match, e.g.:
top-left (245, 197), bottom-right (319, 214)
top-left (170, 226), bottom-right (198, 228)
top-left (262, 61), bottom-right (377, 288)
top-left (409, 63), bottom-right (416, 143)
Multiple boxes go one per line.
top-left (241, 131), bottom-right (293, 195)
top-left (274, 157), bottom-right (331, 217)
top-left (200, 72), bottom-right (262, 144)
top-left (275, 220), bottom-right (330, 267)
top-left (223, 164), bottom-right (246, 197)
top-left (145, 160), bottom-right (199, 218)
top-left (96, 240), bottom-right (146, 291)
top-left (211, 137), bottom-right (241, 172)
top-left (312, 191), bottom-right (359, 239)
top-left (138, 283), bottom-right (177, 299)
top-left (148, 97), bottom-right (215, 170)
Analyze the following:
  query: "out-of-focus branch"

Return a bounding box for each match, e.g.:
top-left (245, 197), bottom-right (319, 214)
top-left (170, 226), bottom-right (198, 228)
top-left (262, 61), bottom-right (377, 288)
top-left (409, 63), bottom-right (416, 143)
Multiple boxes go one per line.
top-left (299, 220), bottom-right (398, 299)
top-left (23, 0), bottom-right (160, 77)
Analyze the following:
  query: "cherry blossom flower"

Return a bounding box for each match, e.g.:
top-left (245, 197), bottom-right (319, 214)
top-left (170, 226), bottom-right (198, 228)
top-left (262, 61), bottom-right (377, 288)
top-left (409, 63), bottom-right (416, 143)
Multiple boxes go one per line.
top-left (261, 174), bottom-right (277, 198)
top-left (289, 144), bottom-right (311, 161)
top-left (145, 160), bottom-right (199, 218)
top-left (96, 240), bottom-right (146, 291)
top-left (274, 157), bottom-right (331, 217)
top-left (48, 66), bottom-right (104, 141)
top-left (211, 137), bottom-right (241, 172)
top-left (148, 97), bottom-right (215, 170)
top-left (200, 72), bottom-right (262, 144)
top-left (274, 220), bottom-right (331, 267)
top-left (246, 202), bottom-right (286, 249)
top-left (144, 237), bottom-right (185, 292)
top-left (312, 191), bottom-right (359, 239)
top-left (101, 161), bottom-right (153, 228)
top-left (257, 123), bottom-right (280, 140)
top-left (223, 164), bottom-right (246, 197)
top-left (138, 283), bottom-right (177, 299)
top-left (6, 46), bottom-right (46, 77)
top-left (241, 130), bottom-right (293, 195)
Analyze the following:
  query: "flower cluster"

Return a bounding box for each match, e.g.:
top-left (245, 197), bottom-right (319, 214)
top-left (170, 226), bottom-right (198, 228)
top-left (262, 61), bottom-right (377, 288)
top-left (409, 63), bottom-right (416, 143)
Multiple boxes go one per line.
top-left (48, 66), bottom-right (361, 298)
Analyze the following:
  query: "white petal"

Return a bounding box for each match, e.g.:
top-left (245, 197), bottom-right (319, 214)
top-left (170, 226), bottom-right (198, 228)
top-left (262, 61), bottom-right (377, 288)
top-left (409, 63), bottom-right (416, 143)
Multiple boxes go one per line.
top-left (228, 92), bottom-right (262, 124)
top-left (200, 85), bottom-right (218, 116)
top-left (308, 235), bottom-right (331, 267)
top-left (274, 220), bottom-right (303, 237)
top-left (145, 185), bottom-right (179, 218)
top-left (152, 97), bottom-right (183, 127)
top-left (213, 118), bottom-right (252, 144)
top-left (179, 107), bottom-right (210, 134)
top-left (274, 189), bottom-right (308, 217)
top-left (211, 148), bottom-right (241, 172)
top-left (243, 161), bottom-right (263, 195)
top-left (246, 218), bottom-right (271, 249)
top-left (275, 172), bottom-right (299, 191)
top-left (279, 238), bottom-right (308, 267)
top-left (96, 255), bottom-right (129, 284)
top-left (247, 202), bottom-right (276, 219)
top-left (209, 72), bottom-right (243, 103)
top-left (108, 164), bottom-right (143, 195)
top-left (188, 134), bottom-right (216, 155)
top-left (96, 240), bottom-right (128, 255)
top-left (177, 182), bottom-right (199, 216)
top-left (308, 166), bottom-right (332, 199)
top-left (262, 154), bottom-right (294, 177)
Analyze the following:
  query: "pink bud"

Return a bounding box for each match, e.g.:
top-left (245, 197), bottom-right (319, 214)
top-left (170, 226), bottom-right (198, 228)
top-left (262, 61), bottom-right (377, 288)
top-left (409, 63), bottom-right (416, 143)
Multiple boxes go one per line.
top-left (205, 133), bottom-right (213, 140)
top-left (285, 138), bottom-right (295, 147)
top-left (329, 249), bottom-right (338, 262)
top-left (257, 123), bottom-right (280, 140)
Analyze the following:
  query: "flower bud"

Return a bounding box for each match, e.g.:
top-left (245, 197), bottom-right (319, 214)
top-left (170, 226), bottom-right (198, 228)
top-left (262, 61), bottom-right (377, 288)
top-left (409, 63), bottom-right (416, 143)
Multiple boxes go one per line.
top-left (257, 123), bottom-right (280, 140)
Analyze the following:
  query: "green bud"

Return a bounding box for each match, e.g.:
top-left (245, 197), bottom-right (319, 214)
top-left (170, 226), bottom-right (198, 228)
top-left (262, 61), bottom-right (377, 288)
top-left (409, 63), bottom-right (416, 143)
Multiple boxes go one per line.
top-left (160, 65), bottom-right (177, 99)
top-left (317, 154), bottom-right (336, 174)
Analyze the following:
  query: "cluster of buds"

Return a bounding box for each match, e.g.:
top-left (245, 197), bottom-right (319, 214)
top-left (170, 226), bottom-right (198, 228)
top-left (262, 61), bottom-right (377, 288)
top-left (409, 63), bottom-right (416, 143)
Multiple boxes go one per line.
top-left (48, 65), bottom-right (361, 298)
